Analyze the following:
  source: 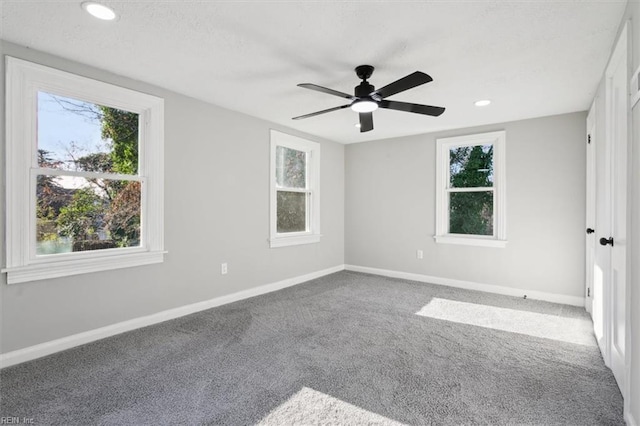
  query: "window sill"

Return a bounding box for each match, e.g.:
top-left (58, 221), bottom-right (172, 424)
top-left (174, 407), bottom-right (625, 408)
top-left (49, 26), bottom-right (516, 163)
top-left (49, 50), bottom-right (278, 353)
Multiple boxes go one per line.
top-left (434, 235), bottom-right (507, 248)
top-left (269, 234), bottom-right (321, 248)
top-left (3, 250), bottom-right (166, 284)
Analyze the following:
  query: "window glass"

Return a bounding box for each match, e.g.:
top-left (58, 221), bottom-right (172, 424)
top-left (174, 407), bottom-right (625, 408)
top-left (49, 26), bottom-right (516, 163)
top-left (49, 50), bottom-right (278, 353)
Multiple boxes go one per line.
top-left (449, 191), bottom-right (493, 235)
top-left (36, 91), bottom-right (142, 256)
top-left (275, 146), bottom-right (306, 189)
top-left (276, 191), bottom-right (307, 233)
top-left (37, 175), bottom-right (141, 255)
top-left (449, 144), bottom-right (493, 188)
top-left (37, 91), bottom-right (139, 174)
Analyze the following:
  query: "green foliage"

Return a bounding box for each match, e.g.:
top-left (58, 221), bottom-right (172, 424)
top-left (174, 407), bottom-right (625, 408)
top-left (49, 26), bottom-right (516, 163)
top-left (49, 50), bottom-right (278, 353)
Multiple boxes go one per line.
top-left (56, 188), bottom-right (105, 242)
top-left (99, 106), bottom-right (138, 175)
top-left (105, 181), bottom-right (141, 247)
top-left (449, 145), bottom-right (494, 235)
top-left (98, 106), bottom-right (140, 244)
top-left (37, 150), bottom-right (71, 242)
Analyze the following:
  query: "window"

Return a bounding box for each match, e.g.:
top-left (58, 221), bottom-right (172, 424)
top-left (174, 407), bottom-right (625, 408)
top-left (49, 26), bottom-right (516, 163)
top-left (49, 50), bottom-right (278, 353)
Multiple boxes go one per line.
top-left (4, 57), bottom-right (164, 284)
top-left (435, 130), bottom-right (506, 247)
top-left (270, 130), bottom-right (320, 248)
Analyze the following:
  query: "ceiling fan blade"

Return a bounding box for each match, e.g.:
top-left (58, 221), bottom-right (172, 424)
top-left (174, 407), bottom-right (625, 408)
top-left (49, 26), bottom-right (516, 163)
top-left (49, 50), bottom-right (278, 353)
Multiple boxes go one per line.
top-left (298, 83), bottom-right (355, 99)
top-left (379, 100), bottom-right (445, 116)
top-left (372, 72), bottom-right (433, 99)
top-left (359, 112), bottom-right (373, 132)
top-left (292, 104), bottom-right (350, 120)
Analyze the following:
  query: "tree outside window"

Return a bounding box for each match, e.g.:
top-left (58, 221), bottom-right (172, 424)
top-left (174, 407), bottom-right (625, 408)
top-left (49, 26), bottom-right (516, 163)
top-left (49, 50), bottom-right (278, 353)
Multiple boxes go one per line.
top-left (448, 144), bottom-right (494, 235)
top-left (36, 92), bottom-right (141, 255)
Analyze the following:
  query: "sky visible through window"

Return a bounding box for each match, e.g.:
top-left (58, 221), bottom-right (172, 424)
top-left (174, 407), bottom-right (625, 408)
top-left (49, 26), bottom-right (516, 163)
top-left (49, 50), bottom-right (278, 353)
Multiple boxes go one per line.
top-left (37, 92), bottom-right (105, 176)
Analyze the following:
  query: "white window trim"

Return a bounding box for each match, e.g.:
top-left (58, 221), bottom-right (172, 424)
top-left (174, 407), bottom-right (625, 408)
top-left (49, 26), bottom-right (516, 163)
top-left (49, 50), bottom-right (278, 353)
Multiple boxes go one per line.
top-left (3, 57), bottom-right (165, 284)
top-left (434, 130), bottom-right (507, 248)
top-left (269, 130), bottom-right (321, 248)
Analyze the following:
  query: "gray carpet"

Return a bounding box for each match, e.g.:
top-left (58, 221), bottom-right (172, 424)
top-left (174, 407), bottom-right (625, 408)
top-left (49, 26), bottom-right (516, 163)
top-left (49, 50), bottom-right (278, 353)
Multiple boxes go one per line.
top-left (0, 271), bottom-right (624, 425)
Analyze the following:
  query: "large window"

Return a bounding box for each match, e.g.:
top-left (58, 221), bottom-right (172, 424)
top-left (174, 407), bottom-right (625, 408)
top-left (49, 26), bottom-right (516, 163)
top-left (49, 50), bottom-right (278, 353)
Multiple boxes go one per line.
top-left (270, 131), bottom-right (320, 248)
top-left (4, 57), bottom-right (164, 284)
top-left (435, 131), bottom-right (506, 247)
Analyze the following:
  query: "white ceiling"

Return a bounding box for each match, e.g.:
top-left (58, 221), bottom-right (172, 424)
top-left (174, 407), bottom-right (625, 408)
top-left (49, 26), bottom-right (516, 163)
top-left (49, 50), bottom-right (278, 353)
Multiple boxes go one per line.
top-left (1, 0), bottom-right (628, 144)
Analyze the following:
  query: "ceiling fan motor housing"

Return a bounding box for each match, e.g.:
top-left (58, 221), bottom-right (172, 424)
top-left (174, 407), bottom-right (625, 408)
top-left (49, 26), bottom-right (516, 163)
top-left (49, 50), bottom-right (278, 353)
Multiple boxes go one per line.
top-left (355, 82), bottom-right (375, 98)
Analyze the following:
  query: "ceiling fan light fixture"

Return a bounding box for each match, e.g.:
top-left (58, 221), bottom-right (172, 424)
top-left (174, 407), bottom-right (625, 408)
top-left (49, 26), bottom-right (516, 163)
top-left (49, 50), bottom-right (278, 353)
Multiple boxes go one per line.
top-left (82, 2), bottom-right (117, 20)
top-left (351, 99), bottom-right (378, 113)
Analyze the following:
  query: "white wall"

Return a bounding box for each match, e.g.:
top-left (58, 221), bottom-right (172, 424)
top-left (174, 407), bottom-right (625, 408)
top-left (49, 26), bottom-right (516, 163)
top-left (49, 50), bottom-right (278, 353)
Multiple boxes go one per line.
top-left (0, 41), bottom-right (345, 354)
top-left (345, 112), bottom-right (587, 298)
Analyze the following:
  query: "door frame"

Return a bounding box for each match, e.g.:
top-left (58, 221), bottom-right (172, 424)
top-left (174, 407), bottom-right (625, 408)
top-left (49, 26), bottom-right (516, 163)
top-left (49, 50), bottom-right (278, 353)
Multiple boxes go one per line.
top-left (585, 103), bottom-right (596, 315)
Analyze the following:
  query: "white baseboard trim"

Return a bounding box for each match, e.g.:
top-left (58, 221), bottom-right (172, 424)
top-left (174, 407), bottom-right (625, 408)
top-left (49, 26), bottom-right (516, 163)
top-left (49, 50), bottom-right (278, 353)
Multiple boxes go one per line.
top-left (345, 264), bottom-right (585, 307)
top-left (0, 264), bottom-right (345, 369)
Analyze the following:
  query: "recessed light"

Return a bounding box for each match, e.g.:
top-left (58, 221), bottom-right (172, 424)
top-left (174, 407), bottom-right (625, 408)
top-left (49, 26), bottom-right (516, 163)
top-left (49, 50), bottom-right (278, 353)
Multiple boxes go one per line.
top-left (474, 99), bottom-right (491, 107)
top-left (82, 2), bottom-right (117, 20)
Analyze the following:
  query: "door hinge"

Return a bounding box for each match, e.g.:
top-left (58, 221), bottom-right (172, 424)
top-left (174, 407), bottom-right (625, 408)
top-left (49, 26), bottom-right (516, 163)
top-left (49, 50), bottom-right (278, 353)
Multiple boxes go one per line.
top-left (588, 288), bottom-right (591, 297)
top-left (587, 134), bottom-right (591, 144)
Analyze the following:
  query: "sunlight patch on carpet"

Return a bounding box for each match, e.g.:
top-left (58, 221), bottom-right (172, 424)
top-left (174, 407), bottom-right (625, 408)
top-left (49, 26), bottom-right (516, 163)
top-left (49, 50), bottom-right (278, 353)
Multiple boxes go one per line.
top-left (257, 387), bottom-right (405, 425)
top-left (416, 298), bottom-right (595, 346)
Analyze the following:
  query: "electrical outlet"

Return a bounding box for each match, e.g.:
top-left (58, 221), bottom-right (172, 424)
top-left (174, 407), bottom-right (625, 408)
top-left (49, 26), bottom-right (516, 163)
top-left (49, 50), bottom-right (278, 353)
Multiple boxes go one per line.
top-left (416, 250), bottom-right (423, 259)
top-left (221, 263), bottom-right (228, 275)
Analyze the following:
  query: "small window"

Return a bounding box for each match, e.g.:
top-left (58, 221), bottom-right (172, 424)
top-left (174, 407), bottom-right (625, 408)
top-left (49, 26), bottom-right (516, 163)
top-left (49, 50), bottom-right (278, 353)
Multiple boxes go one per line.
top-left (435, 131), bottom-right (506, 247)
top-left (270, 131), bottom-right (320, 248)
top-left (4, 57), bottom-right (165, 284)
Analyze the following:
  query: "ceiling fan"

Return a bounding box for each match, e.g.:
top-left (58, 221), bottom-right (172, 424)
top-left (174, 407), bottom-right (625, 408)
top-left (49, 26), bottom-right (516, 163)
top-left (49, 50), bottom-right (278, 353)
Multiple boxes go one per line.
top-left (293, 65), bottom-right (445, 133)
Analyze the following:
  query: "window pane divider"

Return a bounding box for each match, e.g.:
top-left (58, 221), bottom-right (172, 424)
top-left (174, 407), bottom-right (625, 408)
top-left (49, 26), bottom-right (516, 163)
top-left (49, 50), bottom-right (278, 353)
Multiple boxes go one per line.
top-left (446, 186), bottom-right (494, 193)
top-left (32, 167), bottom-right (143, 182)
top-left (275, 187), bottom-right (309, 193)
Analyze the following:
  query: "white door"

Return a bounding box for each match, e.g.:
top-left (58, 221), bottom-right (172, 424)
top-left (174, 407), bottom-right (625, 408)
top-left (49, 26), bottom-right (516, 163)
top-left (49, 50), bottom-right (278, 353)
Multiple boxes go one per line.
top-left (603, 23), bottom-right (628, 396)
top-left (591, 98), bottom-right (609, 358)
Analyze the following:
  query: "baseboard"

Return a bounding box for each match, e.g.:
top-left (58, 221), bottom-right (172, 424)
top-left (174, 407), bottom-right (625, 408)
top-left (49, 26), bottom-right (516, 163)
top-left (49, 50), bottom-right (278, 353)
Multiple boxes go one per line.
top-left (0, 264), bottom-right (345, 369)
top-left (345, 264), bottom-right (585, 307)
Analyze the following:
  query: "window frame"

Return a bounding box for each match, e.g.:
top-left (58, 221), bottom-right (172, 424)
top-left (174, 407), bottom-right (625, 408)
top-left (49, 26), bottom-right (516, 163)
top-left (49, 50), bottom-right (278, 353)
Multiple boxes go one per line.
top-left (3, 57), bottom-right (165, 284)
top-left (269, 130), bottom-right (320, 248)
top-left (434, 130), bottom-right (507, 248)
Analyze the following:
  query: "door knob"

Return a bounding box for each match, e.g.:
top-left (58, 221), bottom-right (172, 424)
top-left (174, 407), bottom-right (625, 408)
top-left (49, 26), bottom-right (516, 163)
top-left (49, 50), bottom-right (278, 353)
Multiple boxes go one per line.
top-left (599, 237), bottom-right (614, 246)
top-left (586, 228), bottom-right (595, 234)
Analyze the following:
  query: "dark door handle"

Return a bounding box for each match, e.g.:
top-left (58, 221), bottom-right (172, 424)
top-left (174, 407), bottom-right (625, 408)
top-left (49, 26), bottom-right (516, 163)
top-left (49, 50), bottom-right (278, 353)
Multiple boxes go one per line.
top-left (599, 237), bottom-right (614, 246)
top-left (586, 228), bottom-right (595, 234)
